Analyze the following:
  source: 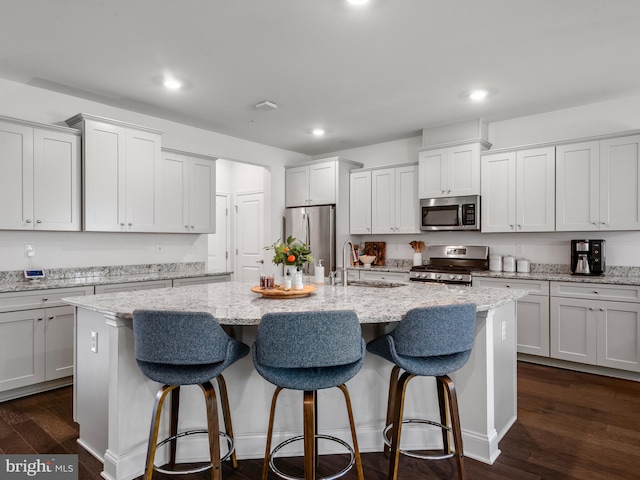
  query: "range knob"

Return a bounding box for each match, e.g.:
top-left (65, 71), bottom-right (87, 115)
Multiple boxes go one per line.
top-left (421, 273), bottom-right (428, 278)
top-left (435, 273), bottom-right (441, 279)
top-left (448, 274), bottom-right (455, 280)
top-left (456, 275), bottom-right (463, 281)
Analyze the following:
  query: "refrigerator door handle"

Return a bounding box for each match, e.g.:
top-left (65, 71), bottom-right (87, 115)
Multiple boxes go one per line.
top-left (304, 211), bottom-right (311, 275)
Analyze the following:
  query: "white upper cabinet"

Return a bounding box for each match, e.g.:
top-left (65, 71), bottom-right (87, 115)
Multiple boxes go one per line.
top-left (349, 170), bottom-right (372, 234)
top-left (556, 135), bottom-right (640, 231)
top-left (481, 147), bottom-right (555, 232)
top-left (161, 148), bottom-right (216, 233)
top-left (350, 164), bottom-right (419, 235)
top-left (285, 159), bottom-right (336, 207)
top-left (66, 114), bottom-right (162, 232)
top-left (0, 117), bottom-right (80, 231)
top-left (418, 143), bottom-right (482, 198)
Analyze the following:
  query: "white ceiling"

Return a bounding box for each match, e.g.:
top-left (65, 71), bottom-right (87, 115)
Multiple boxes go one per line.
top-left (1, 0), bottom-right (640, 156)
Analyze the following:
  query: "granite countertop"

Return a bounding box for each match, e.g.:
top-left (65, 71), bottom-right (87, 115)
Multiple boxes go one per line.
top-left (349, 264), bottom-right (640, 286)
top-left (63, 280), bottom-right (527, 325)
top-left (0, 263), bottom-right (231, 293)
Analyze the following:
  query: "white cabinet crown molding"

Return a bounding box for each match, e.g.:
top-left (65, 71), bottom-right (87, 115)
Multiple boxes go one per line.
top-left (418, 138), bottom-right (492, 152)
top-left (161, 146), bottom-right (218, 162)
top-left (481, 129), bottom-right (640, 155)
top-left (65, 113), bottom-right (163, 135)
top-left (0, 114), bottom-right (80, 136)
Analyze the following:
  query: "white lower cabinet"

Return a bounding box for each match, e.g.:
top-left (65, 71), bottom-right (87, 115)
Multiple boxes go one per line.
top-left (0, 287), bottom-right (93, 395)
top-left (550, 282), bottom-right (640, 372)
top-left (472, 277), bottom-right (550, 356)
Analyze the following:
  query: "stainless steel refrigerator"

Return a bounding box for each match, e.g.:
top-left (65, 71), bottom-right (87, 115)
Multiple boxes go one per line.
top-left (284, 205), bottom-right (335, 277)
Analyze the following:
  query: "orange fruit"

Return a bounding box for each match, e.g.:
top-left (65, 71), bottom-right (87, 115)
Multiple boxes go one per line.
top-left (287, 254), bottom-right (296, 263)
top-left (284, 247), bottom-right (289, 252)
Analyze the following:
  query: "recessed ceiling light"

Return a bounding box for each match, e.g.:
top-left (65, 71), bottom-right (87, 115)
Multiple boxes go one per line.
top-left (469, 90), bottom-right (488, 101)
top-left (163, 79), bottom-right (183, 90)
top-left (347, 0), bottom-right (369, 5)
top-left (312, 128), bottom-right (326, 136)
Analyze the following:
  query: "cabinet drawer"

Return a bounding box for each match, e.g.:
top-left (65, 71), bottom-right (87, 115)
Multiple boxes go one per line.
top-left (0, 286), bottom-right (94, 313)
top-left (473, 277), bottom-right (549, 295)
top-left (172, 275), bottom-right (230, 287)
top-left (550, 282), bottom-right (640, 303)
top-left (95, 280), bottom-right (172, 294)
top-left (359, 271), bottom-right (409, 283)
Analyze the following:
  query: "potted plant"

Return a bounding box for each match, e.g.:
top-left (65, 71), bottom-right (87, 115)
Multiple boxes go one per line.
top-left (265, 236), bottom-right (313, 276)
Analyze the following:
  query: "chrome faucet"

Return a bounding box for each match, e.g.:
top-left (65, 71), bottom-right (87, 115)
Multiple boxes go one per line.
top-left (342, 240), bottom-right (355, 286)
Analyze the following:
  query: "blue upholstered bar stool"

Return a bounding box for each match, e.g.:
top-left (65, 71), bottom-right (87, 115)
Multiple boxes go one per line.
top-left (366, 303), bottom-right (477, 480)
top-left (132, 310), bottom-right (250, 480)
top-left (252, 310), bottom-right (366, 480)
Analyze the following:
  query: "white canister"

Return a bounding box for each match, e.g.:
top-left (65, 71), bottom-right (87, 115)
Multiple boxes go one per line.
top-left (503, 255), bottom-right (516, 272)
top-left (489, 254), bottom-right (503, 272)
top-left (314, 259), bottom-right (325, 285)
top-left (413, 252), bottom-right (423, 266)
top-left (517, 259), bottom-right (530, 273)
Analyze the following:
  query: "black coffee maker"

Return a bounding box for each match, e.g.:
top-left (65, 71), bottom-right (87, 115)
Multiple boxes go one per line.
top-left (571, 239), bottom-right (605, 275)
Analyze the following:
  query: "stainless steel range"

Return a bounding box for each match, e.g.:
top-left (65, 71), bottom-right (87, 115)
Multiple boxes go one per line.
top-left (409, 245), bottom-right (489, 285)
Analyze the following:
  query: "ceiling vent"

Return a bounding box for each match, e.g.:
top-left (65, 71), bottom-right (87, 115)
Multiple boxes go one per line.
top-left (255, 100), bottom-right (278, 111)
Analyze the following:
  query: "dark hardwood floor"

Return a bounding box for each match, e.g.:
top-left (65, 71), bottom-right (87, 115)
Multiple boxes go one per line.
top-left (1, 362), bottom-right (640, 479)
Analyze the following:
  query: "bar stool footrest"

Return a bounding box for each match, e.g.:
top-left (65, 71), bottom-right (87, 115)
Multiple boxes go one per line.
top-left (383, 418), bottom-right (456, 461)
top-left (269, 434), bottom-right (356, 480)
top-left (153, 429), bottom-right (235, 475)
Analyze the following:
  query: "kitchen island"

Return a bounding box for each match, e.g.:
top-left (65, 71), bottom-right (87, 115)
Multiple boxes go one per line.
top-left (64, 281), bottom-right (527, 480)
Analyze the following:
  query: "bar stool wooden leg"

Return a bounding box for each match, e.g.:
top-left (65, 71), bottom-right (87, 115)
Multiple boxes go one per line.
top-left (438, 376), bottom-right (466, 480)
top-left (200, 381), bottom-right (221, 480)
top-left (216, 374), bottom-right (239, 468)
top-left (388, 371), bottom-right (414, 480)
top-left (384, 366), bottom-right (401, 456)
top-left (169, 386), bottom-right (180, 468)
top-left (262, 387), bottom-right (283, 480)
top-left (144, 385), bottom-right (176, 480)
top-left (303, 390), bottom-right (316, 480)
top-left (338, 384), bottom-right (365, 480)
top-left (436, 378), bottom-right (451, 455)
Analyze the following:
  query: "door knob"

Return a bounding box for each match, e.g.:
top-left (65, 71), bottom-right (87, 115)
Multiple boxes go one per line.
top-left (256, 259), bottom-right (264, 264)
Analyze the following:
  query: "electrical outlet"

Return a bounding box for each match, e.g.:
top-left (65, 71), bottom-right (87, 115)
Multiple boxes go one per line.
top-left (501, 321), bottom-right (507, 341)
top-left (156, 243), bottom-right (163, 255)
top-left (25, 244), bottom-right (35, 257)
top-left (516, 244), bottom-right (524, 254)
top-left (91, 331), bottom-right (98, 353)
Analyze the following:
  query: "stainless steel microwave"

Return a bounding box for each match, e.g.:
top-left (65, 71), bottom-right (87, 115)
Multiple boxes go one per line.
top-left (420, 195), bottom-right (480, 231)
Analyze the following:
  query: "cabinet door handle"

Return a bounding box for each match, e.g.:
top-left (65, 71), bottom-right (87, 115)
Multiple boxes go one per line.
top-left (509, 224), bottom-right (514, 230)
top-left (589, 307), bottom-right (594, 311)
top-left (190, 225), bottom-right (195, 229)
top-left (36, 219), bottom-right (43, 224)
top-left (120, 222), bottom-right (126, 227)
top-left (601, 221), bottom-right (607, 225)
top-left (506, 285), bottom-right (511, 288)
top-left (38, 317), bottom-right (44, 321)
top-left (42, 297), bottom-right (48, 301)
top-left (128, 222), bottom-right (133, 227)
top-left (517, 224), bottom-right (522, 229)
top-left (48, 316), bottom-right (54, 320)
top-left (26, 219), bottom-right (32, 224)
top-left (599, 308), bottom-right (604, 311)
top-left (592, 222), bottom-right (598, 225)
top-left (593, 291), bottom-right (599, 294)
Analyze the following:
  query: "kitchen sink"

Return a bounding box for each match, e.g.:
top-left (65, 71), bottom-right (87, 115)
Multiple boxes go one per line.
top-left (346, 280), bottom-right (407, 288)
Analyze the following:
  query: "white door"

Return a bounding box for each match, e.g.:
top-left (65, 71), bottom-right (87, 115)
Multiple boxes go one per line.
top-left (371, 168), bottom-right (395, 234)
top-left (208, 194), bottom-right (230, 273)
top-left (349, 171), bottom-right (371, 234)
top-left (395, 164), bottom-right (420, 233)
top-left (235, 192), bottom-right (264, 282)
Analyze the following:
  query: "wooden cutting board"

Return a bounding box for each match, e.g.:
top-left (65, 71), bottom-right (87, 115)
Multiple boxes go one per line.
top-left (364, 242), bottom-right (386, 266)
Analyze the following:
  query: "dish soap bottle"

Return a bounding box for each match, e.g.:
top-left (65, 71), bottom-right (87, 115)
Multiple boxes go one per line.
top-left (314, 259), bottom-right (325, 285)
top-left (284, 270), bottom-right (292, 291)
top-left (294, 267), bottom-right (304, 290)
